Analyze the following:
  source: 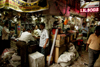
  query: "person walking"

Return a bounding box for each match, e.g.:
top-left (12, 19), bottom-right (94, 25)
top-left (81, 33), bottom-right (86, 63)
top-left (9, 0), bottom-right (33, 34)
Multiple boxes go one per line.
top-left (86, 26), bottom-right (100, 67)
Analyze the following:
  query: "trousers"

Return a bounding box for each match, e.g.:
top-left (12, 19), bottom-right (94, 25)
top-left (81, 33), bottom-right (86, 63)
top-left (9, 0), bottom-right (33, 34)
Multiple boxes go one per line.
top-left (88, 48), bottom-right (100, 67)
top-left (16, 41), bottom-right (28, 67)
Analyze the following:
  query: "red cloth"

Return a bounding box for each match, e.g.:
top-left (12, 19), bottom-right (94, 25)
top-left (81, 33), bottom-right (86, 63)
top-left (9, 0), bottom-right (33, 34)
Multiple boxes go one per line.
top-left (77, 39), bottom-right (83, 46)
top-left (52, 29), bottom-right (56, 35)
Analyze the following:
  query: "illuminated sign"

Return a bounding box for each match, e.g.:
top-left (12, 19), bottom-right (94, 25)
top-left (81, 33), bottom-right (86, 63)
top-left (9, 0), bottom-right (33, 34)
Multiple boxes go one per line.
top-left (80, 7), bottom-right (99, 12)
top-left (80, 1), bottom-right (99, 8)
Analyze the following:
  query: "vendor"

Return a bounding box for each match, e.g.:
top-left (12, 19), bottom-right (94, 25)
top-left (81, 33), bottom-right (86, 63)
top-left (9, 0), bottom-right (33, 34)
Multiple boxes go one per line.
top-left (16, 29), bottom-right (34, 67)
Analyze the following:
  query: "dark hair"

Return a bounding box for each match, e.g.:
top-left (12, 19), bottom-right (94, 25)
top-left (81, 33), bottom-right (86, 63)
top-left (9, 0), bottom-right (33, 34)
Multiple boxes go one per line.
top-left (95, 26), bottom-right (100, 36)
top-left (40, 23), bottom-right (45, 27)
top-left (95, 26), bottom-right (100, 31)
top-left (27, 29), bottom-right (31, 31)
top-left (82, 23), bottom-right (86, 26)
top-left (53, 21), bottom-right (58, 25)
top-left (11, 27), bottom-right (15, 29)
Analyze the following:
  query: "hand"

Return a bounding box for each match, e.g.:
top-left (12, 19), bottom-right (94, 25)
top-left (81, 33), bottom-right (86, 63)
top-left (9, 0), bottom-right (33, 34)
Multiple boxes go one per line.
top-left (43, 45), bottom-right (46, 49)
top-left (86, 48), bottom-right (88, 52)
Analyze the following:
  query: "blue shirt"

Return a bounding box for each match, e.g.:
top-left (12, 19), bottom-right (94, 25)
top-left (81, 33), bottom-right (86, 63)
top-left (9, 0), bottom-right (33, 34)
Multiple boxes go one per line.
top-left (81, 26), bottom-right (88, 34)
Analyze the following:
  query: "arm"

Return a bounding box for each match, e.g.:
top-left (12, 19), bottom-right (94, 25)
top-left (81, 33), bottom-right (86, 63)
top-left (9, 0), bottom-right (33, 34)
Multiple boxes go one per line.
top-left (30, 34), bottom-right (35, 41)
top-left (43, 30), bottom-right (49, 49)
top-left (33, 36), bottom-right (40, 39)
top-left (43, 38), bottom-right (49, 49)
top-left (3, 28), bottom-right (9, 35)
top-left (86, 35), bottom-right (91, 51)
top-left (86, 43), bottom-right (89, 51)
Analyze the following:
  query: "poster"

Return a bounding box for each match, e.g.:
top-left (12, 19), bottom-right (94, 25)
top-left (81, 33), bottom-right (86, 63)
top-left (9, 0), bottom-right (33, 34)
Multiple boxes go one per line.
top-left (0, 0), bottom-right (49, 12)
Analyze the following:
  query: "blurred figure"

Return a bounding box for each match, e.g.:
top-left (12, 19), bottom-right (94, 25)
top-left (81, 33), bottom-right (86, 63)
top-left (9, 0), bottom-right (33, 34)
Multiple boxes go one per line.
top-left (2, 20), bottom-right (10, 51)
top-left (31, 25), bottom-right (35, 36)
top-left (35, 25), bottom-right (41, 36)
top-left (89, 25), bottom-right (95, 37)
top-left (86, 26), bottom-right (100, 67)
top-left (16, 29), bottom-right (34, 67)
top-left (0, 20), bottom-right (3, 54)
top-left (18, 28), bottom-right (25, 37)
top-left (10, 27), bottom-right (15, 37)
top-left (81, 23), bottom-right (89, 37)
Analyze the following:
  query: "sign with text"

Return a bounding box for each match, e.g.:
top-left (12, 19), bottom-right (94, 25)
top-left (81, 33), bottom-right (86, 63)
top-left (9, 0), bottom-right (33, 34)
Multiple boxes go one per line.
top-left (80, 0), bottom-right (99, 12)
top-left (80, 7), bottom-right (99, 12)
top-left (0, 0), bottom-right (49, 12)
top-left (80, 0), bottom-right (99, 8)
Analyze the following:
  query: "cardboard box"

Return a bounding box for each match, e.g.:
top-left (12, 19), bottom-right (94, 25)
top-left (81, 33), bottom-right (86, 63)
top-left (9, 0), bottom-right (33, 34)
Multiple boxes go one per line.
top-left (51, 34), bottom-right (66, 40)
top-left (56, 39), bottom-right (65, 47)
top-left (28, 52), bottom-right (45, 67)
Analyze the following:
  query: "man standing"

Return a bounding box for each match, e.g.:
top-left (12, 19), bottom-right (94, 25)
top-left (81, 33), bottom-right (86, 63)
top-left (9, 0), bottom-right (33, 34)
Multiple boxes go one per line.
top-left (2, 20), bottom-right (10, 49)
top-left (16, 29), bottom-right (34, 67)
top-left (86, 26), bottom-right (100, 67)
top-left (39, 23), bottom-right (49, 63)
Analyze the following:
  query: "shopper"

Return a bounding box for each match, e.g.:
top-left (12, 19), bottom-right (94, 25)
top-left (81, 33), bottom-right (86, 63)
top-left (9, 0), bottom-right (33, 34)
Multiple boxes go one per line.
top-left (2, 20), bottom-right (10, 50)
top-left (81, 23), bottom-right (88, 37)
top-left (86, 26), bottom-right (100, 67)
top-left (16, 29), bottom-right (34, 67)
top-left (39, 23), bottom-right (49, 63)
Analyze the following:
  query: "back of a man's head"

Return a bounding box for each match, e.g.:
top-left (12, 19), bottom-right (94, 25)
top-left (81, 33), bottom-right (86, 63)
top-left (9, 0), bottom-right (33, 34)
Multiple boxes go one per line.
top-left (95, 26), bottom-right (100, 36)
top-left (27, 29), bottom-right (31, 33)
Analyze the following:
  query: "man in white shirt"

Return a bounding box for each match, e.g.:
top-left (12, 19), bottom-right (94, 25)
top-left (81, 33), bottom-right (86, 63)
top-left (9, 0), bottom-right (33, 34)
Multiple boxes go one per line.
top-left (16, 29), bottom-right (34, 67)
top-left (39, 23), bottom-right (49, 63)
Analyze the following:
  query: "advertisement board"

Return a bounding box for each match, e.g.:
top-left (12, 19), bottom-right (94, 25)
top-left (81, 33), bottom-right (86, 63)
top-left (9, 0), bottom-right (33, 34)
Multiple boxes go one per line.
top-left (80, 0), bottom-right (99, 12)
top-left (0, 0), bottom-right (49, 12)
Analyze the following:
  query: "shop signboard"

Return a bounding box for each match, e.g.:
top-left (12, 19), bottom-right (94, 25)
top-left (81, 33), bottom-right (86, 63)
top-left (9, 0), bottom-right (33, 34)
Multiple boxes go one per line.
top-left (0, 0), bottom-right (49, 12)
top-left (80, 0), bottom-right (99, 12)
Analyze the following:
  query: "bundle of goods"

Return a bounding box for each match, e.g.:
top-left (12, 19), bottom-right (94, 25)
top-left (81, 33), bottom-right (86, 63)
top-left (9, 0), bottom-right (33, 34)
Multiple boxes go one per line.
top-left (57, 43), bottom-right (79, 67)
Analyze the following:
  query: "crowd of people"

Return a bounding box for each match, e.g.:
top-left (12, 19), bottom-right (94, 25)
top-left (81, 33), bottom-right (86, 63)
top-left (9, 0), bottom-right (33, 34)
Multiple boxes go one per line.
top-left (0, 19), bottom-right (49, 67)
top-left (0, 18), bottom-right (100, 67)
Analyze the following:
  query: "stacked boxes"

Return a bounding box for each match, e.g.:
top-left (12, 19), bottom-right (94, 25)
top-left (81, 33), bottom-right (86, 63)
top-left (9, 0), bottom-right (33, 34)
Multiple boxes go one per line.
top-left (51, 34), bottom-right (66, 47)
top-left (51, 34), bottom-right (66, 63)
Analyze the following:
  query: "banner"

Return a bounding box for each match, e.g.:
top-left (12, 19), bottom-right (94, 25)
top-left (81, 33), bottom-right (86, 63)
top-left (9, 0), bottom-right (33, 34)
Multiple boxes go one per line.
top-left (0, 0), bottom-right (5, 8)
top-left (0, 0), bottom-right (49, 12)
